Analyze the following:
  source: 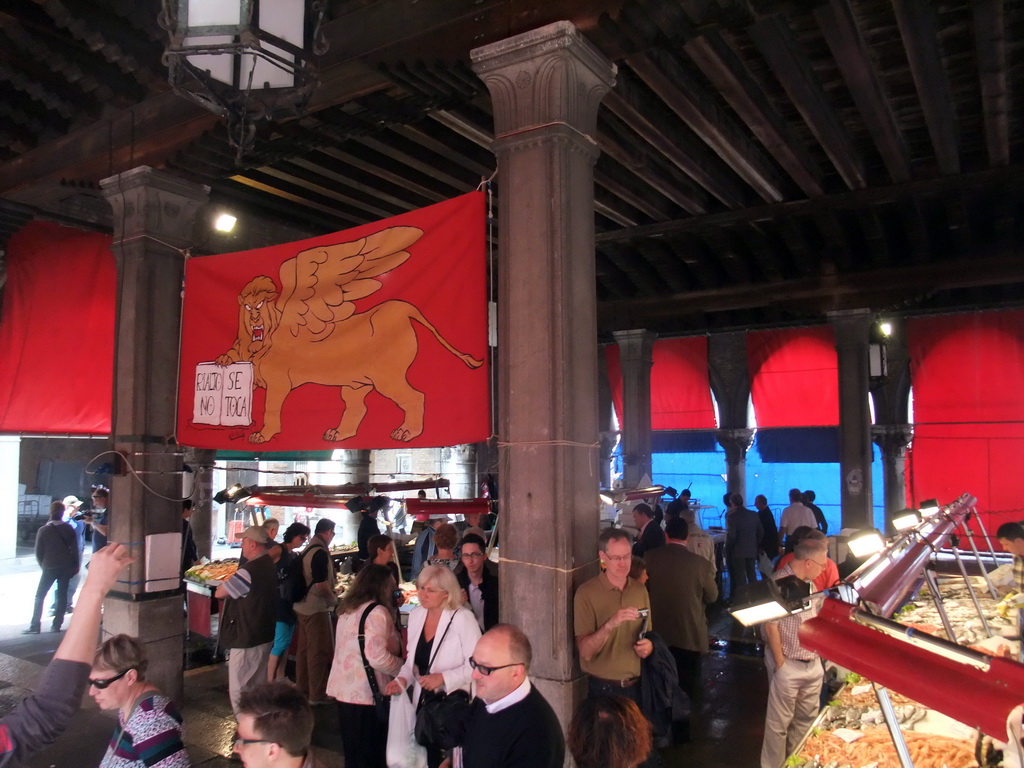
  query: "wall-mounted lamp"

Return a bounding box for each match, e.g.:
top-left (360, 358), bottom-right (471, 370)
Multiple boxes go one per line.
top-left (214, 212), bottom-right (237, 232)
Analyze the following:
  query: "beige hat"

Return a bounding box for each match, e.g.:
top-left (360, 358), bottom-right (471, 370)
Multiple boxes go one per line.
top-left (62, 495), bottom-right (83, 508)
top-left (239, 525), bottom-right (268, 544)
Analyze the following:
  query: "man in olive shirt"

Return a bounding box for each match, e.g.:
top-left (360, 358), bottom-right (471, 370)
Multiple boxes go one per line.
top-left (574, 527), bottom-right (653, 702)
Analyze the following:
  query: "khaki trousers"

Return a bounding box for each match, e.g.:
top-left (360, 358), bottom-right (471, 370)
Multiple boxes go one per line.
top-left (295, 610), bottom-right (334, 702)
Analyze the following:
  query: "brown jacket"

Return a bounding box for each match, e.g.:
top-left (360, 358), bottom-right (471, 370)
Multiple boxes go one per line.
top-left (644, 542), bottom-right (717, 653)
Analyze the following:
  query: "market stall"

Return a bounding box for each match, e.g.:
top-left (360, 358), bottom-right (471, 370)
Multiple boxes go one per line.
top-left (766, 494), bottom-right (1024, 767)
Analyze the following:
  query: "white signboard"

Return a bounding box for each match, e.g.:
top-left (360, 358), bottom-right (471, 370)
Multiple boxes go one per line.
top-left (193, 361), bottom-right (253, 426)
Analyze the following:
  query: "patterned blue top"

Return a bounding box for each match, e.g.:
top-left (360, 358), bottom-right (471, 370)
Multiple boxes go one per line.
top-left (99, 693), bottom-right (190, 768)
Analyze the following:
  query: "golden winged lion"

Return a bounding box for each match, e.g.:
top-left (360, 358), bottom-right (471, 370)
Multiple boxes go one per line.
top-left (214, 226), bottom-right (483, 444)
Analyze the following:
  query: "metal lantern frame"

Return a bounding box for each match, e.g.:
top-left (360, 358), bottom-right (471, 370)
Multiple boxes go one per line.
top-left (160, 0), bottom-right (327, 157)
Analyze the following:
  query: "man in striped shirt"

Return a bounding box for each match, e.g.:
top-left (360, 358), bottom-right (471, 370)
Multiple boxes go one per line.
top-left (760, 537), bottom-right (828, 768)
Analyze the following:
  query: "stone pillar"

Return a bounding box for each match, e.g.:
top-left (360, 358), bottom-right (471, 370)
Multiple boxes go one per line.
top-left (829, 309), bottom-right (874, 530)
top-left (442, 444), bottom-right (477, 499)
top-left (338, 450), bottom-right (371, 544)
top-left (613, 330), bottom-right (655, 489)
top-left (182, 447), bottom-right (216, 560)
top-left (716, 428), bottom-right (755, 502)
top-left (872, 424), bottom-right (913, 532)
top-left (100, 166), bottom-right (210, 705)
top-left (471, 22), bottom-right (616, 726)
top-left (0, 436), bottom-right (19, 560)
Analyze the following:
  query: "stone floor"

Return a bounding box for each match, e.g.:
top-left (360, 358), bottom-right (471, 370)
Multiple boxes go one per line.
top-left (0, 555), bottom-right (770, 767)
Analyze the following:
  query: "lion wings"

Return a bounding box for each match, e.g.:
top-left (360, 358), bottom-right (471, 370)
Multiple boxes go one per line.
top-left (276, 226), bottom-right (424, 339)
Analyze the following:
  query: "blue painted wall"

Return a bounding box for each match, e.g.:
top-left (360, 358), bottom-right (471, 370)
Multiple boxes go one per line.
top-left (640, 430), bottom-right (886, 533)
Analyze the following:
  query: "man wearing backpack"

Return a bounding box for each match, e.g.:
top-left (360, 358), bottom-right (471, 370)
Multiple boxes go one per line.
top-left (293, 518), bottom-right (339, 704)
top-left (268, 522), bottom-right (311, 682)
top-left (24, 501), bottom-right (80, 634)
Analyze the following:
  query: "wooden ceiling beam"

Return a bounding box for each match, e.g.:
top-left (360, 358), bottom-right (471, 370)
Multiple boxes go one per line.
top-left (598, 253), bottom-right (1024, 331)
top-left (286, 156), bottom-right (419, 214)
top-left (748, 13), bottom-right (868, 190)
top-left (815, 0), bottom-right (912, 183)
top-left (248, 166), bottom-right (398, 221)
top-left (683, 29), bottom-right (825, 199)
top-left (595, 163), bottom-right (673, 223)
top-left (628, 47), bottom-right (787, 203)
top-left (597, 112), bottom-right (711, 215)
top-left (316, 146), bottom-right (448, 205)
top-left (595, 164), bottom-right (1024, 244)
top-left (226, 174), bottom-right (365, 227)
top-left (973, 0), bottom-right (1010, 167)
top-left (603, 80), bottom-right (745, 209)
top-left (891, 0), bottom-right (960, 175)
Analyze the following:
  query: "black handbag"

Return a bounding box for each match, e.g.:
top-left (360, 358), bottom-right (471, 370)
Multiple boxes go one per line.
top-left (413, 611), bottom-right (472, 749)
top-left (357, 602), bottom-right (390, 723)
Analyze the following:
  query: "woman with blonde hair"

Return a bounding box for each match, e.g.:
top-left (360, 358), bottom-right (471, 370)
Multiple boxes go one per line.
top-left (90, 634), bottom-right (190, 767)
top-left (384, 564), bottom-right (480, 768)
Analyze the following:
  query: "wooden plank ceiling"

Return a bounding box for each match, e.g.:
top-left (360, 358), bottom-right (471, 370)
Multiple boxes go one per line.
top-left (0, 0), bottom-right (1022, 335)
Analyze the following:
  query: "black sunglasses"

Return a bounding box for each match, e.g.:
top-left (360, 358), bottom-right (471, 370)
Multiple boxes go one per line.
top-left (89, 668), bottom-right (132, 689)
top-left (468, 657), bottom-right (522, 676)
top-left (232, 730), bottom-right (272, 749)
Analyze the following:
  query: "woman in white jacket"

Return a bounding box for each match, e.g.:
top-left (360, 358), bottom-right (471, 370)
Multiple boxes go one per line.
top-left (384, 564), bottom-right (480, 768)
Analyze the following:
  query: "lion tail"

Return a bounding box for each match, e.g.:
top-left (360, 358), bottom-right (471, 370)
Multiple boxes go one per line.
top-left (406, 304), bottom-right (484, 369)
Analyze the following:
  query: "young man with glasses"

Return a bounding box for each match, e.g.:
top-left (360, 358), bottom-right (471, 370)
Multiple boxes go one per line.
top-left (760, 536), bottom-right (829, 768)
top-left (233, 681), bottom-right (325, 768)
top-left (450, 624), bottom-right (564, 768)
top-left (454, 533), bottom-right (498, 631)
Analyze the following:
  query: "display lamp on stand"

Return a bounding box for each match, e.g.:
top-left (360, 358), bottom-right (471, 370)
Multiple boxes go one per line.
top-left (891, 508), bottom-right (922, 532)
top-left (918, 498), bottom-right (941, 518)
top-left (847, 529), bottom-right (886, 559)
top-left (160, 0), bottom-right (328, 161)
top-left (730, 576), bottom-right (814, 627)
top-left (599, 485), bottom-right (665, 506)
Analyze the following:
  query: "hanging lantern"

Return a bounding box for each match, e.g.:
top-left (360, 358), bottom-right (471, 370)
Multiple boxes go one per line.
top-left (161, 0), bottom-right (327, 158)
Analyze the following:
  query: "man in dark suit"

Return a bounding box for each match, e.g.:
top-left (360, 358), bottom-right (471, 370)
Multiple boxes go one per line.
top-left (725, 492), bottom-right (763, 601)
top-left (644, 516), bottom-right (718, 741)
top-left (632, 503), bottom-right (666, 558)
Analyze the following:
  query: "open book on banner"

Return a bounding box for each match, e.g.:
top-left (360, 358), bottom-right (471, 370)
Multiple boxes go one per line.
top-left (176, 191), bottom-right (489, 451)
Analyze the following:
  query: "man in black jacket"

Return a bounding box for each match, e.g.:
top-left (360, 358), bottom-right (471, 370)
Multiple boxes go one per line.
top-left (454, 533), bottom-right (498, 631)
top-left (456, 624), bottom-right (564, 768)
top-left (25, 501), bottom-right (79, 634)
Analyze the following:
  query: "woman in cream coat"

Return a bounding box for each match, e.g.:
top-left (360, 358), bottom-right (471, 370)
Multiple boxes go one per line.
top-left (384, 564), bottom-right (480, 768)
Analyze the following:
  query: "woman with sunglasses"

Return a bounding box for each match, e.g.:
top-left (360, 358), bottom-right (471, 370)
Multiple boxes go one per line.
top-left (90, 634), bottom-right (190, 768)
top-left (383, 564), bottom-right (480, 768)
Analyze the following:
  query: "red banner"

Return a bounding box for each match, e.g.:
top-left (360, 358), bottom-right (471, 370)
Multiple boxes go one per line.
top-left (0, 221), bottom-right (115, 434)
top-left (747, 326), bottom-right (838, 427)
top-left (605, 337), bottom-right (716, 430)
top-left (176, 192), bottom-right (489, 450)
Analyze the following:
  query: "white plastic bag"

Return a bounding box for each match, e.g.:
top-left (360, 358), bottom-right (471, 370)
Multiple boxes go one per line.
top-left (386, 691), bottom-right (427, 768)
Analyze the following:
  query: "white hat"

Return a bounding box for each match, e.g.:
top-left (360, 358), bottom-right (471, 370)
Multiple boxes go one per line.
top-left (63, 495), bottom-right (83, 508)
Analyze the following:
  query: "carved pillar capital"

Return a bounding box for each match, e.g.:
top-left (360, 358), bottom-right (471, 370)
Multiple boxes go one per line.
top-left (100, 166), bottom-right (210, 251)
top-left (716, 428), bottom-right (755, 465)
top-left (871, 423), bottom-right (914, 458)
top-left (472, 21), bottom-right (616, 156)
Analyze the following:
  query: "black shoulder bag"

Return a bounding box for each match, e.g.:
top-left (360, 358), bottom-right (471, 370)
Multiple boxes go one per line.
top-left (357, 602), bottom-right (391, 723)
top-left (414, 610), bottom-right (472, 750)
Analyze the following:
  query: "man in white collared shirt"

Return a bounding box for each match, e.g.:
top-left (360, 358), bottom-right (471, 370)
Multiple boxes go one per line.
top-left (452, 625), bottom-right (564, 768)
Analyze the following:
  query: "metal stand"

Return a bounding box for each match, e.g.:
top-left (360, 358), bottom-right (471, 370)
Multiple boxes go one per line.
top-left (874, 683), bottom-right (914, 768)
top-left (971, 509), bottom-right (1002, 570)
top-left (923, 565), bottom-right (958, 643)
top-left (950, 536), bottom-right (994, 638)
top-left (959, 518), bottom-right (998, 599)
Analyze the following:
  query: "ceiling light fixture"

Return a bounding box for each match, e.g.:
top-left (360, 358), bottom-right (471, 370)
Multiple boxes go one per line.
top-left (214, 213), bottom-right (237, 232)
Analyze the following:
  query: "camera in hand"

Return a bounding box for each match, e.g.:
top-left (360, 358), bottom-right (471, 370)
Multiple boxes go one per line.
top-left (73, 511), bottom-right (93, 522)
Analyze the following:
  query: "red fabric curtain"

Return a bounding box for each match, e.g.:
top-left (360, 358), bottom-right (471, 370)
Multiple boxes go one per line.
top-left (605, 337), bottom-right (715, 430)
top-left (177, 192), bottom-right (489, 450)
top-left (0, 221), bottom-right (115, 434)
top-left (907, 310), bottom-right (1024, 532)
top-left (747, 326), bottom-right (838, 427)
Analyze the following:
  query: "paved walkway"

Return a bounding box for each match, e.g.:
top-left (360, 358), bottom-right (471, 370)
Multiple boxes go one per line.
top-left (0, 555), bottom-right (768, 768)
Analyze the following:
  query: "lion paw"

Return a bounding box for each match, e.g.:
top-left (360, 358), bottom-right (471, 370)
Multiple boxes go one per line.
top-left (323, 429), bottom-right (356, 442)
top-left (391, 427), bottom-right (419, 442)
top-left (214, 355), bottom-right (232, 366)
top-left (249, 432), bottom-right (269, 444)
